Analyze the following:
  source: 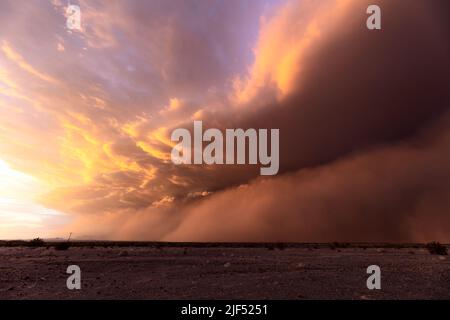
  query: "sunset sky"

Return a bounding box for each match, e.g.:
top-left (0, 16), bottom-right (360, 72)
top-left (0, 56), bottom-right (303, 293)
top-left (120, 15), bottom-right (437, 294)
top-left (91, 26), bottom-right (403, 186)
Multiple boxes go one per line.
top-left (0, 0), bottom-right (449, 241)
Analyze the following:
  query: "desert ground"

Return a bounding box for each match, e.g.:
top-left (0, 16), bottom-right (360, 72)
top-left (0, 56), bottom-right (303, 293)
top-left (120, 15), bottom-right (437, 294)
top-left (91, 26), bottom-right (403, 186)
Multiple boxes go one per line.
top-left (0, 242), bottom-right (449, 299)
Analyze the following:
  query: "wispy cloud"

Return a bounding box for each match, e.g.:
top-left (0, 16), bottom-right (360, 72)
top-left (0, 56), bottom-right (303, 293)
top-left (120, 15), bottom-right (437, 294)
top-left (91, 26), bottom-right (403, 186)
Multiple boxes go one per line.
top-left (1, 41), bottom-right (59, 84)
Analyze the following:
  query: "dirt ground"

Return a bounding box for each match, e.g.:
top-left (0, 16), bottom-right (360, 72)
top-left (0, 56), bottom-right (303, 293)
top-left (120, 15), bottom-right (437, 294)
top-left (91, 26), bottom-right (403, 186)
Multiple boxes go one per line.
top-left (0, 245), bottom-right (449, 299)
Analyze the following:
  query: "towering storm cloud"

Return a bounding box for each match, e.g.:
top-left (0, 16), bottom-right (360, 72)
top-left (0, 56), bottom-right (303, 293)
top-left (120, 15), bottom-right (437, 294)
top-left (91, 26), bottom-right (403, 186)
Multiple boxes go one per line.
top-left (0, 0), bottom-right (449, 241)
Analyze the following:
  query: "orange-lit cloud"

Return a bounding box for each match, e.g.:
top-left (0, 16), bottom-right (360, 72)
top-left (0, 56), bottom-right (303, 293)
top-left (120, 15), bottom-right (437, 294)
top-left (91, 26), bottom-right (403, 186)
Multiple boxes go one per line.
top-left (0, 0), bottom-right (448, 241)
top-left (1, 41), bottom-right (59, 85)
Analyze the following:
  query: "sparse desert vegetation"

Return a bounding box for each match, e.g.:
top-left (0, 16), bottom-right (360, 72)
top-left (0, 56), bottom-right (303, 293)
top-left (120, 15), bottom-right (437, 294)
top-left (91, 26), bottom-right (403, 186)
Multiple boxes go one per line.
top-left (26, 238), bottom-right (45, 248)
top-left (53, 242), bottom-right (71, 251)
top-left (426, 242), bottom-right (448, 255)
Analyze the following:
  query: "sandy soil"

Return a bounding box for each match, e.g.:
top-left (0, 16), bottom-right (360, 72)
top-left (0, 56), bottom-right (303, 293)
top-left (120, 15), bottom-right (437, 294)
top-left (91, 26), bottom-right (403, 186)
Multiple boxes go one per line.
top-left (0, 245), bottom-right (449, 299)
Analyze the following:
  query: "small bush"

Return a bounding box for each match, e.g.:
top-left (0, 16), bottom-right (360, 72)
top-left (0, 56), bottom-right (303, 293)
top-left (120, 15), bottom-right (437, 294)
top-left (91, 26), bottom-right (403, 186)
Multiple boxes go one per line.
top-left (265, 243), bottom-right (287, 251)
top-left (54, 242), bottom-right (71, 251)
top-left (27, 238), bottom-right (45, 247)
top-left (332, 242), bottom-right (350, 249)
top-left (426, 242), bottom-right (448, 255)
top-left (274, 243), bottom-right (287, 250)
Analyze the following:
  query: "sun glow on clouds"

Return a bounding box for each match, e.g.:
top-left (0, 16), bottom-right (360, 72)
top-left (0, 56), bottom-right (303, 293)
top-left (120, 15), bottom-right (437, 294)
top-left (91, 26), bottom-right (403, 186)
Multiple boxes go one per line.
top-left (0, 0), bottom-right (273, 238)
top-left (0, 159), bottom-right (70, 239)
